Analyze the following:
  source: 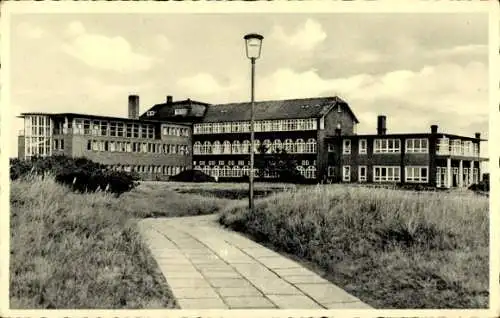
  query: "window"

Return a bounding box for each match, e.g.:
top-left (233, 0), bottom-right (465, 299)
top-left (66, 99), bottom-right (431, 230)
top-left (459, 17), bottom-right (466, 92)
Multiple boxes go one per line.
top-left (212, 166), bottom-right (220, 177)
top-left (337, 104), bottom-right (342, 112)
top-left (194, 124), bottom-right (202, 134)
top-left (284, 139), bottom-right (294, 153)
top-left (218, 160), bottom-right (225, 166)
top-left (213, 141), bottom-right (221, 154)
top-left (146, 110), bottom-right (155, 117)
top-left (203, 141), bottom-right (211, 154)
top-left (305, 166), bottom-right (316, 179)
top-left (358, 166), bottom-right (367, 182)
top-left (374, 139), bottom-right (401, 153)
top-left (373, 166), bottom-right (401, 182)
top-left (213, 123), bottom-right (221, 134)
top-left (199, 161), bottom-right (205, 166)
top-left (273, 139), bottom-right (282, 152)
top-left (328, 143), bottom-right (334, 152)
top-left (253, 139), bottom-right (261, 153)
top-left (359, 139), bottom-right (367, 154)
top-left (263, 139), bottom-right (272, 153)
top-left (242, 140), bottom-right (250, 154)
top-left (305, 138), bottom-right (317, 153)
top-left (232, 140), bottom-right (241, 154)
top-left (223, 140), bottom-right (231, 154)
top-left (242, 166), bottom-right (250, 176)
top-left (343, 140), bottom-right (351, 154)
top-left (406, 138), bottom-right (428, 153)
top-left (238, 160), bottom-right (245, 166)
top-left (327, 166), bottom-right (335, 177)
top-left (193, 141), bottom-right (202, 155)
top-left (302, 160), bottom-right (309, 166)
top-left (405, 166), bottom-right (429, 183)
top-left (296, 139), bottom-right (305, 153)
top-left (342, 166), bottom-right (351, 182)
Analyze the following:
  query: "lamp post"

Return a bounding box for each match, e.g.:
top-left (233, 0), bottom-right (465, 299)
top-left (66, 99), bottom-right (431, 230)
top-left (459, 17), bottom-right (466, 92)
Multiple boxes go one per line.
top-left (244, 33), bottom-right (264, 213)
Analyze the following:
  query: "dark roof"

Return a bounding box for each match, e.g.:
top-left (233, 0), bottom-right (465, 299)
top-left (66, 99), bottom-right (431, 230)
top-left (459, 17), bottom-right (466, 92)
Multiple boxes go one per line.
top-left (326, 133), bottom-right (487, 142)
top-left (18, 112), bottom-right (191, 126)
top-left (144, 99), bottom-right (211, 115)
top-left (201, 96), bottom-right (359, 123)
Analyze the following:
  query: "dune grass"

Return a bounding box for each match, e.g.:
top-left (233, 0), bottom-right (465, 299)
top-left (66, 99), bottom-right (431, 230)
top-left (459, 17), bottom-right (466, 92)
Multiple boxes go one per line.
top-left (219, 184), bottom-right (489, 309)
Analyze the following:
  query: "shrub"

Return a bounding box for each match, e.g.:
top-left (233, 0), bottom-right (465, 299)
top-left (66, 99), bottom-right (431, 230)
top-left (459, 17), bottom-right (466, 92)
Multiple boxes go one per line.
top-left (10, 156), bottom-right (139, 196)
top-left (170, 169), bottom-right (215, 182)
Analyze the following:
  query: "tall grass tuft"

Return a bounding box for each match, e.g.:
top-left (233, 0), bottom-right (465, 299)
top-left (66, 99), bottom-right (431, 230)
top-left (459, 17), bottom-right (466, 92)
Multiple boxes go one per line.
top-left (10, 176), bottom-right (176, 309)
top-left (219, 184), bottom-right (489, 308)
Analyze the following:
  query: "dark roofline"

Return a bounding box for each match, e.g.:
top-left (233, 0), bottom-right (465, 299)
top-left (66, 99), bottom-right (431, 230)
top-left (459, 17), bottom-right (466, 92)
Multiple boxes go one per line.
top-left (326, 132), bottom-right (486, 141)
top-left (18, 112), bottom-right (191, 126)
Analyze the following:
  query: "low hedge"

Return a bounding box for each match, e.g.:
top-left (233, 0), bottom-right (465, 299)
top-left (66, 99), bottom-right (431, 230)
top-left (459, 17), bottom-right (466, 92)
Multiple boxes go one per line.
top-left (10, 156), bottom-right (139, 196)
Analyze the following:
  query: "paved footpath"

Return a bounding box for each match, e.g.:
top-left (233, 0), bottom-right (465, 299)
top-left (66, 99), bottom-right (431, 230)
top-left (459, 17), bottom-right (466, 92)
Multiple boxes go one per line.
top-left (138, 214), bottom-right (373, 309)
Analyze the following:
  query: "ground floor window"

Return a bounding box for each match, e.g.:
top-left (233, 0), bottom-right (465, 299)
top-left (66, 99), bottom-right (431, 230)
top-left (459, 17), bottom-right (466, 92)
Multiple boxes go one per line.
top-left (327, 166), bottom-right (335, 177)
top-left (373, 166), bottom-right (400, 182)
top-left (342, 165), bottom-right (351, 182)
top-left (405, 166), bottom-right (428, 183)
top-left (358, 166), bottom-right (367, 182)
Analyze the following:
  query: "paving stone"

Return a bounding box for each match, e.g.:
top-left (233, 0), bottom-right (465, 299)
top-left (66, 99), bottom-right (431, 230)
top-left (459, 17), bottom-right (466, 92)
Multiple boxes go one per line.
top-left (207, 278), bottom-right (254, 288)
top-left (266, 295), bottom-right (324, 309)
top-left (248, 277), bottom-right (302, 295)
top-left (164, 277), bottom-right (211, 289)
top-left (295, 283), bottom-right (363, 304)
top-left (274, 267), bottom-right (317, 277)
top-left (232, 263), bottom-right (279, 278)
top-left (224, 296), bottom-right (276, 309)
top-left (257, 256), bottom-right (302, 269)
top-left (200, 270), bottom-right (242, 279)
top-left (241, 247), bottom-right (281, 258)
top-left (216, 286), bottom-right (263, 297)
top-left (176, 297), bottom-right (228, 309)
top-left (282, 275), bottom-right (329, 284)
top-left (172, 287), bottom-right (220, 299)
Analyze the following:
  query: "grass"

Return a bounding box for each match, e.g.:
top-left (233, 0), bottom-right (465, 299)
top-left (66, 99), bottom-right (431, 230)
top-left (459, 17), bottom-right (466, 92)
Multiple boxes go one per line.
top-left (219, 184), bottom-right (489, 309)
top-left (9, 177), bottom-right (232, 309)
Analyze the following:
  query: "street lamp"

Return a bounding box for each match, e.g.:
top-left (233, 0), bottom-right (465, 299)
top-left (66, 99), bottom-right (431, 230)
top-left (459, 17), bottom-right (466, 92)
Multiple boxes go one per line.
top-left (244, 33), bottom-right (264, 213)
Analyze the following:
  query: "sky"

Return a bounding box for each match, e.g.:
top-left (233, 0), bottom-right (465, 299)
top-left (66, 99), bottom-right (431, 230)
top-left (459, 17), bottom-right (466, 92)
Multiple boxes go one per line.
top-left (7, 12), bottom-right (490, 164)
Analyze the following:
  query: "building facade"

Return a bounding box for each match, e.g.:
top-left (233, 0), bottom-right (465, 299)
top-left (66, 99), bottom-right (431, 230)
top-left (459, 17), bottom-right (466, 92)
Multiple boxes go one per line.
top-left (17, 95), bottom-right (193, 180)
top-left (18, 94), bottom-right (487, 188)
top-left (324, 116), bottom-right (486, 188)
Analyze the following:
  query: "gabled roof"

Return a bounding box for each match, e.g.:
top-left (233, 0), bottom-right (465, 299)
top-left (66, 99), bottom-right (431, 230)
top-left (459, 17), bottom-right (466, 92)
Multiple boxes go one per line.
top-left (142, 99), bottom-right (210, 117)
top-left (201, 96), bottom-right (359, 123)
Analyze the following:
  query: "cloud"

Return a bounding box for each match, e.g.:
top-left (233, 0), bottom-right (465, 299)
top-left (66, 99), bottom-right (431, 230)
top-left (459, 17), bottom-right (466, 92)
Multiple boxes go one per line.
top-left (17, 22), bottom-right (44, 39)
top-left (154, 35), bottom-right (172, 51)
top-left (177, 73), bottom-right (237, 96)
top-left (427, 44), bottom-right (487, 58)
top-left (258, 61), bottom-right (488, 122)
top-left (271, 19), bottom-right (326, 51)
top-left (62, 21), bottom-right (157, 72)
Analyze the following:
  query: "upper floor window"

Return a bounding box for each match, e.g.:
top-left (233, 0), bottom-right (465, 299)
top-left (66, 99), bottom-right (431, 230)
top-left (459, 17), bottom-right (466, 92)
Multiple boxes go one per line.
top-left (305, 138), bottom-right (317, 153)
top-left (359, 139), bottom-right (367, 154)
top-left (223, 140), bottom-right (231, 154)
top-left (146, 111), bottom-right (156, 117)
top-left (374, 139), bottom-right (401, 153)
top-left (328, 143), bottom-right (334, 152)
top-left (406, 138), bottom-right (428, 153)
top-left (343, 139), bottom-right (351, 154)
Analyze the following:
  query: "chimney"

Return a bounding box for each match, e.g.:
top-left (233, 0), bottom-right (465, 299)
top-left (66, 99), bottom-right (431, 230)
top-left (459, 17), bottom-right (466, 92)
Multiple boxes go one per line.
top-left (431, 125), bottom-right (438, 134)
top-left (128, 95), bottom-right (139, 119)
top-left (377, 115), bottom-right (387, 135)
top-left (166, 95), bottom-right (173, 105)
top-left (475, 132), bottom-right (481, 139)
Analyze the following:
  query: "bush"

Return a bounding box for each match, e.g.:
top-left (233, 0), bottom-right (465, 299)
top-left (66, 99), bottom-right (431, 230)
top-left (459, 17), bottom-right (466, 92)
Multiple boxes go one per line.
top-left (10, 156), bottom-right (139, 196)
top-left (469, 180), bottom-right (489, 192)
top-left (170, 169), bottom-right (215, 182)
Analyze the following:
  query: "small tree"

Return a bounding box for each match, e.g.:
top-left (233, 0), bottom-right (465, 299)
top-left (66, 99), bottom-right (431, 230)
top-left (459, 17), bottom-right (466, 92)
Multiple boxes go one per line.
top-left (255, 144), bottom-right (304, 183)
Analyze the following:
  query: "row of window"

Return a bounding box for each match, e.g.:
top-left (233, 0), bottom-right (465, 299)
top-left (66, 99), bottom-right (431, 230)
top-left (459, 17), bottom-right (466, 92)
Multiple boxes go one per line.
top-left (193, 138), bottom-right (318, 155)
top-left (107, 165), bottom-right (186, 175)
top-left (86, 140), bottom-right (189, 155)
top-left (436, 138), bottom-right (479, 156)
top-left (55, 119), bottom-right (189, 139)
top-left (338, 165), bottom-right (429, 183)
top-left (194, 160), bottom-right (317, 167)
top-left (194, 118), bottom-right (318, 135)
top-left (436, 167), bottom-right (479, 187)
top-left (24, 115), bottom-right (52, 137)
top-left (194, 165), bottom-right (318, 179)
top-left (340, 138), bottom-right (429, 155)
top-left (24, 136), bottom-right (51, 157)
